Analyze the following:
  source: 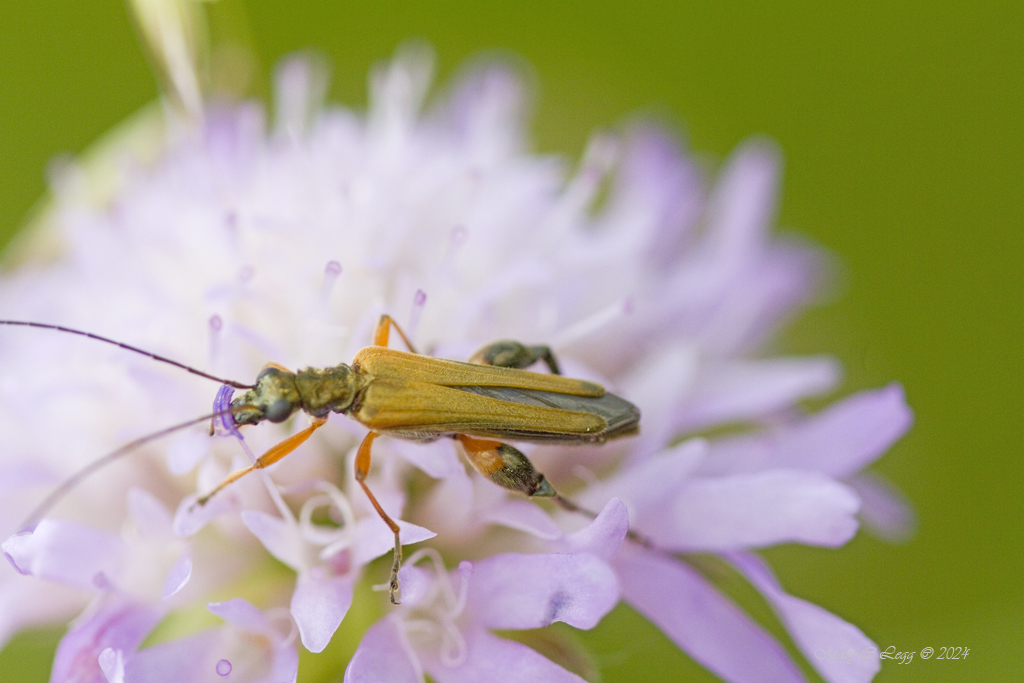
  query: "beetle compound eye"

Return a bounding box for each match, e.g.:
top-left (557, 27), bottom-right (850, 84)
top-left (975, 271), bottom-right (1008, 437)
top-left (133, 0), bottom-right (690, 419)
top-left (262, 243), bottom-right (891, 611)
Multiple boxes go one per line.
top-left (264, 398), bottom-right (294, 423)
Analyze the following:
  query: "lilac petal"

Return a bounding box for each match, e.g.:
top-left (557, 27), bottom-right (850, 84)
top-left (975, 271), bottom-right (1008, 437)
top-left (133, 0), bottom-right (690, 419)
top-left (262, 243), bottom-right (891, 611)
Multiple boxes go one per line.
top-left (352, 516), bottom-right (435, 567)
top-left (442, 63), bottom-right (527, 162)
top-left (208, 597), bottom-right (272, 633)
top-left (645, 470), bottom-right (860, 550)
top-left (0, 461), bottom-right (56, 496)
top-left (470, 552), bottom-right (618, 630)
top-left (676, 357), bottom-right (840, 431)
top-left (273, 55), bottom-right (329, 138)
top-left (127, 624), bottom-right (297, 683)
top-left (161, 554), bottom-right (192, 599)
top-left (166, 430), bottom-right (209, 475)
top-left (703, 383), bottom-right (912, 478)
top-left (779, 383), bottom-right (911, 478)
top-left (423, 626), bottom-right (586, 683)
top-left (292, 567), bottom-right (356, 653)
top-left (619, 345), bottom-right (699, 459)
top-left (125, 631), bottom-right (217, 683)
top-left (127, 488), bottom-right (173, 538)
top-left (3, 520), bottom-right (124, 588)
top-left (617, 546), bottom-right (805, 683)
top-left (51, 599), bottom-right (162, 683)
top-left (479, 499), bottom-right (561, 540)
top-left (847, 472), bottom-right (917, 542)
top-left (173, 492), bottom-right (236, 537)
top-left (394, 564), bottom-right (436, 608)
top-left (558, 498), bottom-right (629, 561)
top-left (704, 141), bottom-right (779, 264)
top-left (0, 579), bottom-right (83, 650)
top-left (730, 552), bottom-right (880, 683)
top-left (267, 641), bottom-right (300, 683)
top-left (345, 616), bottom-right (421, 683)
top-left (579, 438), bottom-right (706, 519)
top-left (241, 510), bottom-right (304, 570)
top-left (388, 438), bottom-right (463, 478)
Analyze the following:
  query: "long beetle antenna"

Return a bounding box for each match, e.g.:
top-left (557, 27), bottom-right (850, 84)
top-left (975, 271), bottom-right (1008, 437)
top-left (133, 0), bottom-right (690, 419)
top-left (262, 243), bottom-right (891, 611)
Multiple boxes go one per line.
top-left (0, 321), bottom-right (254, 389)
top-left (15, 408), bottom-right (242, 533)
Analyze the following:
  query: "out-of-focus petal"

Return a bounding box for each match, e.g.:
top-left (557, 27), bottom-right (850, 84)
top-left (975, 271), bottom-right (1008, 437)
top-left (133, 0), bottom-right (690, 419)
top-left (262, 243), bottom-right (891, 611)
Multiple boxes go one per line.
top-left (345, 616), bottom-right (422, 683)
top-left (702, 383), bottom-right (912, 478)
top-left (3, 520), bottom-right (124, 588)
top-left (479, 499), bottom-right (561, 540)
top-left (292, 567), bottom-right (356, 653)
top-left (469, 552), bottom-right (618, 630)
top-left (423, 626), bottom-right (587, 683)
top-left (98, 647), bottom-right (125, 683)
top-left (388, 438), bottom-right (464, 479)
top-left (241, 509), bottom-right (304, 570)
top-left (207, 597), bottom-right (272, 633)
top-left (51, 598), bottom-right (162, 683)
top-left (675, 357), bottom-right (840, 432)
top-left (729, 552), bottom-right (880, 683)
top-left (617, 546), bottom-right (805, 683)
top-left (127, 488), bottom-right (173, 538)
top-left (578, 439), bottom-right (706, 518)
top-left (643, 470), bottom-right (860, 550)
top-left (161, 553), bottom-right (192, 598)
top-left (172, 492), bottom-right (235, 537)
top-left (847, 472), bottom-right (917, 543)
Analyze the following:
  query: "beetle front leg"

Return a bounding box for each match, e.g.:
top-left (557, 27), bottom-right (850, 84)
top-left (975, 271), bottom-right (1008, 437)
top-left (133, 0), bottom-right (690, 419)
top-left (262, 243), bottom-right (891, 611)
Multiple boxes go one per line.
top-left (457, 435), bottom-right (556, 498)
top-left (195, 417), bottom-right (327, 507)
top-left (468, 340), bottom-right (561, 375)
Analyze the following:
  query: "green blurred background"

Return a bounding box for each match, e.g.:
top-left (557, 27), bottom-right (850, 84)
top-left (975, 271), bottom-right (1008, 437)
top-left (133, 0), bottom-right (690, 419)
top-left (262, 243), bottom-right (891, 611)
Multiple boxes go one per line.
top-left (0, 2), bottom-right (1019, 681)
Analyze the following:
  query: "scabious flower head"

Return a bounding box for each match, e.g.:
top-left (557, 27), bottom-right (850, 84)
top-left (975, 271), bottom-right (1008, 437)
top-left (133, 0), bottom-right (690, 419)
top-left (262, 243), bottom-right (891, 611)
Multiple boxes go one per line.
top-left (0, 18), bottom-right (912, 683)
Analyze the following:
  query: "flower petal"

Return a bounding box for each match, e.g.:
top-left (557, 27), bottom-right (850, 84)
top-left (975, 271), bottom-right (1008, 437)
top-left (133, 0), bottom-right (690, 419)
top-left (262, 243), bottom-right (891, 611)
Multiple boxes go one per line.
top-left (423, 626), bottom-right (586, 683)
top-left (241, 509), bottom-right (304, 570)
top-left (847, 472), bottom-right (917, 542)
top-left (161, 553), bottom-right (192, 599)
top-left (127, 488), bottom-right (173, 538)
top-left (345, 616), bottom-right (421, 683)
top-left (470, 552), bottom-right (618, 630)
top-left (292, 567), bottom-right (356, 653)
top-left (352, 516), bottom-right (435, 567)
top-left (579, 438), bottom-right (707, 519)
top-left (617, 546), bottom-right (805, 683)
top-left (644, 470), bottom-right (860, 550)
top-left (702, 383), bottom-right (912, 478)
top-left (557, 498), bottom-right (629, 561)
top-left (479, 499), bottom-right (561, 540)
top-left (51, 598), bottom-right (162, 683)
top-left (729, 552), bottom-right (880, 683)
top-left (3, 520), bottom-right (124, 588)
top-left (676, 357), bottom-right (840, 432)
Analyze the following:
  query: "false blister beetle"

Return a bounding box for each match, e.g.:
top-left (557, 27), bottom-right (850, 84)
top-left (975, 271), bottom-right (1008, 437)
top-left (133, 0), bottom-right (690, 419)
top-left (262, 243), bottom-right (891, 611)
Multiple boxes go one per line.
top-left (1, 315), bottom-right (641, 602)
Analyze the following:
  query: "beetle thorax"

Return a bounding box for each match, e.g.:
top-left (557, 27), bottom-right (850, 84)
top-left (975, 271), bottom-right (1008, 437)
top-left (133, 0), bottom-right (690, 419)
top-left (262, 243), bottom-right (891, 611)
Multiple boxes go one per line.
top-left (294, 364), bottom-right (361, 418)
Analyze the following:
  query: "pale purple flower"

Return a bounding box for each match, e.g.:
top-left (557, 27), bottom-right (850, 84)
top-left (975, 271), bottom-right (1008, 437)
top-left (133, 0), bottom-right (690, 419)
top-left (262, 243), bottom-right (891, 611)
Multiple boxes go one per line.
top-left (48, 594), bottom-right (298, 683)
top-left (346, 499), bottom-right (627, 683)
top-left (0, 12), bottom-right (912, 682)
